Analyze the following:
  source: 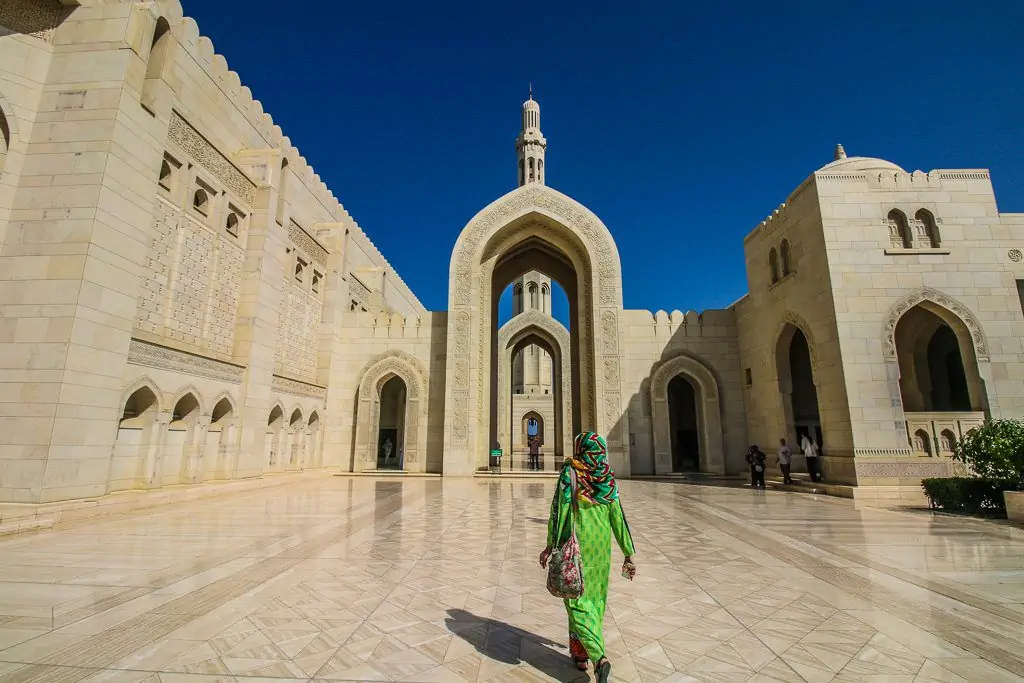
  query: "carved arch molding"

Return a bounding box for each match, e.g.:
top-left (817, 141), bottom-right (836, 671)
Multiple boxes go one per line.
top-left (649, 353), bottom-right (726, 475)
top-left (355, 350), bottom-right (428, 472)
top-left (881, 287), bottom-right (989, 361)
top-left (496, 310), bottom-right (573, 460)
top-left (444, 184), bottom-right (627, 473)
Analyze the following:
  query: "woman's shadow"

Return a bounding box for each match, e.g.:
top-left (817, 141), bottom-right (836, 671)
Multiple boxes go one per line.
top-left (444, 608), bottom-right (589, 682)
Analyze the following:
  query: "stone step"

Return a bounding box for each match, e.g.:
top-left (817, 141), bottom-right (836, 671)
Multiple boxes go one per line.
top-left (765, 477), bottom-right (855, 499)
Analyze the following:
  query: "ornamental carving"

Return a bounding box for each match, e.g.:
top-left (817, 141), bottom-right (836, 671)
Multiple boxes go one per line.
top-left (854, 460), bottom-right (955, 479)
top-left (452, 185), bottom-right (621, 306)
top-left (127, 338), bottom-right (244, 384)
top-left (289, 220), bottom-right (328, 267)
top-left (272, 374), bottom-right (327, 400)
top-left (1009, 248), bottom-right (1022, 263)
top-left (881, 288), bottom-right (988, 361)
top-left (168, 111), bottom-right (256, 205)
top-left (0, 0), bottom-right (64, 42)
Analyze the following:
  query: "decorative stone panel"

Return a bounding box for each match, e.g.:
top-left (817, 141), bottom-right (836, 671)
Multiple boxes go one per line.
top-left (167, 111), bottom-right (256, 205)
top-left (127, 339), bottom-right (243, 384)
top-left (0, 0), bottom-right (64, 42)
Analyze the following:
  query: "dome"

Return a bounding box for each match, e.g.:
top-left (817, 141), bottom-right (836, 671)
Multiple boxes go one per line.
top-left (817, 156), bottom-right (904, 173)
top-left (523, 97), bottom-right (539, 110)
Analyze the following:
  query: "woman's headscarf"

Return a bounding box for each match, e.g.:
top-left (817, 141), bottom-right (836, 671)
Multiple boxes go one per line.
top-left (562, 431), bottom-right (619, 505)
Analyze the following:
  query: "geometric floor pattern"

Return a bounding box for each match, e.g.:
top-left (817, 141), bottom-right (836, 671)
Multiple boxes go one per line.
top-left (0, 477), bottom-right (1022, 682)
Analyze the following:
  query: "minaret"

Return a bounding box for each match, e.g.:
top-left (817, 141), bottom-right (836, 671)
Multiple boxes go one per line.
top-left (516, 86), bottom-right (547, 187)
top-left (511, 271), bottom-right (553, 395)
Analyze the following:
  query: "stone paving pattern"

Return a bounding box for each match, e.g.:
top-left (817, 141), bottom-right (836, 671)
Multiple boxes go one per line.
top-left (0, 478), bottom-right (1022, 682)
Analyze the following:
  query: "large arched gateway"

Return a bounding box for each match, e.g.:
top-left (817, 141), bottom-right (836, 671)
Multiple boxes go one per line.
top-left (444, 184), bottom-right (626, 476)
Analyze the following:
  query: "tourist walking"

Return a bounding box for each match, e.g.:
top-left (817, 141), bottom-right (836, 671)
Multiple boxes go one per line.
top-left (777, 438), bottom-right (794, 484)
top-left (529, 436), bottom-right (541, 471)
top-left (540, 432), bottom-right (635, 682)
top-left (747, 445), bottom-right (767, 489)
top-left (801, 434), bottom-right (821, 482)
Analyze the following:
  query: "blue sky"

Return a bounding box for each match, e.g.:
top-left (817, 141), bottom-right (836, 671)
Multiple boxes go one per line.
top-left (186, 1), bottom-right (1023, 317)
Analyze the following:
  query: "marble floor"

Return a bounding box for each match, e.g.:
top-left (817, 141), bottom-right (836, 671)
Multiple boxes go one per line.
top-left (0, 479), bottom-right (1022, 683)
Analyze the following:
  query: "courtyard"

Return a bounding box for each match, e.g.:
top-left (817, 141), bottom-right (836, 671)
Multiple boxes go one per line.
top-left (0, 478), bottom-right (1021, 682)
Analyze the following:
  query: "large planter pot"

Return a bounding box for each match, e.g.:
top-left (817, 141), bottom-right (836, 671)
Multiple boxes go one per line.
top-left (1005, 491), bottom-right (1024, 522)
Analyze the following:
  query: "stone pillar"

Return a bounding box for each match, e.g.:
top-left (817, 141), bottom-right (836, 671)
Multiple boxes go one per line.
top-left (144, 412), bottom-right (171, 489)
top-left (231, 150), bottom-right (289, 480)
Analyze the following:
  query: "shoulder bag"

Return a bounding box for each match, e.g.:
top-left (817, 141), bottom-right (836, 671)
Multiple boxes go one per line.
top-left (546, 468), bottom-right (584, 599)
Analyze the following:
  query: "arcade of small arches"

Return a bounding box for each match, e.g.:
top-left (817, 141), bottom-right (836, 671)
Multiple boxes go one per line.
top-left (111, 379), bottom-right (324, 491)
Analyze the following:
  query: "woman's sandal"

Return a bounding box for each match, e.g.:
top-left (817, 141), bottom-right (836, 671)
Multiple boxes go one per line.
top-left (573, 657), bottom-right (588, 671)
top-left (595, 658), bottom-right (612, 683)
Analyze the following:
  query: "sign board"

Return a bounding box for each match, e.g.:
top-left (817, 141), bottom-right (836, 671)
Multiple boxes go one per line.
top-left (490, 449), bottom-right (502, 457)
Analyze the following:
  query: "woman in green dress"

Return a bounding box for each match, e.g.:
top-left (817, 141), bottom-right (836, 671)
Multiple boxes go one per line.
top-left (540, 431), bottom-right (636, 682)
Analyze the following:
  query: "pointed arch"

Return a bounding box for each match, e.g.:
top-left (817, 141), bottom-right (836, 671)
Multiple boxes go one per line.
top-left (355, 350), bottom-right (428, 471)
top-left (208, 392), bottom-right (236, 419)
top-left (882, 288), bottom-right (988, 362)
top-left (649, 352), bottom-right (725, 475)
top-left (119, 377), bottom-right (165, 416)
top-left (168, 384), bottom-right (204, 415)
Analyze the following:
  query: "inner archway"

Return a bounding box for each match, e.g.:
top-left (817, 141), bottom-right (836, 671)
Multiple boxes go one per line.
top-left (206, 397), bottom-right (235, 480)
top-left (667, 376), bottom-right (700, 472)
top-left (378, 375), bottom-right (407, 469)
top-left (266, 405), bottom-right (284, 468)
top-left (167, 392), bottom-right (201, 485)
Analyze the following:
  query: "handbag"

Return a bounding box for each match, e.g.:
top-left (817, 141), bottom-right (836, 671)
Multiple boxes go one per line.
top-left (546, 468), bottom-right (584, 599)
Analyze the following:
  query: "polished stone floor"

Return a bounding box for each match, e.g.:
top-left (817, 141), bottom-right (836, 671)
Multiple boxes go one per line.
top-left (0, 478), bottom-right (1022, 683)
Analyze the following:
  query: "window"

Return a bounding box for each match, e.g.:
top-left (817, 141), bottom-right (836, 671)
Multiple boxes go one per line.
top-left (769, 248), bottom-right (780, 284)
top-left (528, 157), bottom-right (535, 181)
top-left (529, 283), bottom-right (538, 309)
top-left (916, 209), bottom-right (940, 248)
top-left (311, 270), bottom-right (322, 294)
top-left (744, 368), bottom-right (752, 387)
top-left (192, 188), bottom-right (209, 215)
top-left (538, 159), bottom-right (543, 181)
top-left (158, 160), bottom-right (172, 190)
top-left (295, 257), bottom-right (307, 282)
top-left (225, 204), bottom-right (243, 237)
top-left (887, 209), bottom-right (912, 248)
top-left (519, 159), bottom-right (525, 185)
top-left (780, 239), bottom-right (792, 276)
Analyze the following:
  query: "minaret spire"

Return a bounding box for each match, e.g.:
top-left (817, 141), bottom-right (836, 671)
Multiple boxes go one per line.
top-left (516, 87), bottom-right (547, 187)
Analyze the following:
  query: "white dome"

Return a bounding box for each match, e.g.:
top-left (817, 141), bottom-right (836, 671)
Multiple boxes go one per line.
top-left (818, 156), bottom-right (904, 173)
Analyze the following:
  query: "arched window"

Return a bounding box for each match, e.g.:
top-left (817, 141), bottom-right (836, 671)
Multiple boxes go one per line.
top-left (528, 157), bottom-right (535, 181)
top-left (780, 239), bottom-right (793, 276)
top-left (141, 17), bottom-right (172, 113)
top-left (887, 209), bottom-right (912, 249)
top-left (518, 158), bottom-right (525, 185)
top-left (538, 159), bottom-right (543, 181)
top-left (276, 158), bottom-right (289, 224)
top-left (916, 209), bottom-right (940, 248)
top-left (541, 284), bottom-right (549, 313)
top-left (528, 283), bottom-right (538, 309)
top-left (225, 211), bottom-right (239, 237)
top-left (192, 188), bottom-right (209, 215)
top-left (768, 248), bottom-right (780, 284)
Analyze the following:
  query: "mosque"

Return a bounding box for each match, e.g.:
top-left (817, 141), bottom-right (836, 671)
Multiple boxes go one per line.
top-left (1, 0), bottom-right (1022, 507)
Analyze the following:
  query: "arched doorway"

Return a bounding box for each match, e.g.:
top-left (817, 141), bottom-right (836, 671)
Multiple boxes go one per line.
top-left (523, 412), bottom-right (544, 449)
top-left (892, 299), bottom-right (987, 454)
top-left (776, 322), bottom-right (823, 450)
top-left (167, 392), bottom-right (201, 485)
top-left (288, 408), bottom-right (304, 468)
top-left (445, 185), bottom-right (625, 477)
top-left (266, 405), bottom-right (284, 469)
top-left (206, 397), bottom-right (236, 480)
top-left (378, 376), bottom-right (406, 469)
top-left (650, 354), bottom-right (725, 475)
top-left (110, 383), bottom-right (162, 492)
top-left (667, 376), bottom-right (700, 472)
top-left (354, 351), bottom-right (428, 472)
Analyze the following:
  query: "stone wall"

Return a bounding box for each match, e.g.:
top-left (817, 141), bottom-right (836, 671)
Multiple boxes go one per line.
top-left (619, 309), bottom-right (747, 475)
top-left (0, 0), bottom-right (423, 502)
top-left (330, 311), bottom-right (448, 474)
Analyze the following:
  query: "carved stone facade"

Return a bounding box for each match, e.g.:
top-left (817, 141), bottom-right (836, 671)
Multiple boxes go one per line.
top-left (2, 3), bottom-right (1024, 506)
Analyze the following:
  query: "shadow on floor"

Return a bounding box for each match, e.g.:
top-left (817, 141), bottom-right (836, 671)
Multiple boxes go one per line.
top-left (444, 608), bottom-right (588, 681)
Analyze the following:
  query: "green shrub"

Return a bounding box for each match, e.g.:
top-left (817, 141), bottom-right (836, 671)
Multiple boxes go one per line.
top-left (921, 477), bottom-right (1018, 514)
top-left (952, 419), bottom-right (1024, 484)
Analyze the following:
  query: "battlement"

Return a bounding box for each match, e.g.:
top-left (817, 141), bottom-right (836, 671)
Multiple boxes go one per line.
top-left (145, 0), bottom-right (422, 312)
